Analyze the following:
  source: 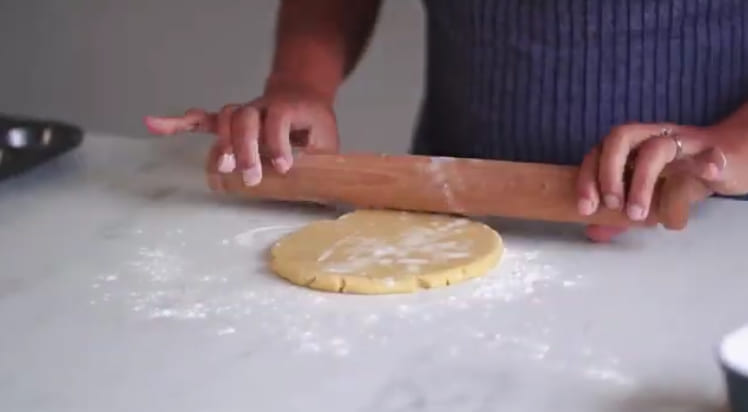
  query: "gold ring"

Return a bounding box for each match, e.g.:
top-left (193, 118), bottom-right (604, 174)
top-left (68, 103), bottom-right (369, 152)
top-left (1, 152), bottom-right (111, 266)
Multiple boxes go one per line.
top-left (717, 149), bottom-right (728, 171)
top-left (661, 128), bottom-right (683, 160)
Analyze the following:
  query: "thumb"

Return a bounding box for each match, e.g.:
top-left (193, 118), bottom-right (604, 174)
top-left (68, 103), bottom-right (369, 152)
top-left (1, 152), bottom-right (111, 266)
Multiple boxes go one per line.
top-left (687, 147), bottom-right (728, 183)
top-left (666, 147), bottom-right (727, 182)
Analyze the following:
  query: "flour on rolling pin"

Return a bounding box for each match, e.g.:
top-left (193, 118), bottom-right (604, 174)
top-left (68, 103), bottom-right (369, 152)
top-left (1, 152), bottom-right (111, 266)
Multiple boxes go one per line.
top-left (423, 156), bottom-right (465, 213)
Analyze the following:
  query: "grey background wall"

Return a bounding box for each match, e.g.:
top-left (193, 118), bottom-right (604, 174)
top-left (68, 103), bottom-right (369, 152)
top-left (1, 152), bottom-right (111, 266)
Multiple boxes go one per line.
top-left (0, 0), bottom-right (424, 153)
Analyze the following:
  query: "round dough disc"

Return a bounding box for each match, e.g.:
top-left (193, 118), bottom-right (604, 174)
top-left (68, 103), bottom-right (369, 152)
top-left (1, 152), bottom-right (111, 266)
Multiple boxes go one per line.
top-left (269, 210), bottom-right (503, 294)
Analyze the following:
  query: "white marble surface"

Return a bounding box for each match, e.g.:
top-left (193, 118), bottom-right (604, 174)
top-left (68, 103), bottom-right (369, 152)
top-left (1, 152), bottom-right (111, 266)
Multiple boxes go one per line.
top-left (1, 135), bottom-right (746, 412)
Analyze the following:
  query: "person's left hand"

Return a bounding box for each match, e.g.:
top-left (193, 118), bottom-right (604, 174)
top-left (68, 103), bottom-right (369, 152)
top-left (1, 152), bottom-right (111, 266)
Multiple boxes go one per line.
top-left (576, 121), bottom-right (748, 242)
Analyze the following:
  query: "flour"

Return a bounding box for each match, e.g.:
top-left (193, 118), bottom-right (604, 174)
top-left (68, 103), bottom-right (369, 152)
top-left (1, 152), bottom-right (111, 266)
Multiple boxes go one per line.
top-left (471, 249), bottom-right (556, 302)
top-left (382, 277), bottom-right (396, 288)
top-left (312, 218), bottom-right (474, 276)
top-left (86, 221), bottom-right (636, 388)
top-left (130, 247), bottom-right (184, 283)
top-left (582, 366), bottom-right (634, 386)
top-left (93, 274), bottom-right (119, 283)
top-left (430, 156), bottom-right (457, 165)
top-left (424, 156), bottom-right (464, 213)
top-left (217, 327), bottom-right (236, 336)
top-left (93, 231), bottom-right (561, 344)
top-left (329, 337), bottom-right (351, 357)
top-left (234, 224), bottom-right (304, 247)
top-left (100, 245), bottom-right (258, 321)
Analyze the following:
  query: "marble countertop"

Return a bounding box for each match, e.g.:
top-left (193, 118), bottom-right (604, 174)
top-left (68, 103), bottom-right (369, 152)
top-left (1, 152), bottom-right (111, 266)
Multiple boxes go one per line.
top-left (1, 135), bottom-right (745, 412)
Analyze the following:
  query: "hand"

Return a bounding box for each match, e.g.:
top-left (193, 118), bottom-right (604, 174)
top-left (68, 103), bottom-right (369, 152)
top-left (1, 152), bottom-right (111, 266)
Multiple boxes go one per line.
top-left (145, 81), bottom-right (339, 190)
top-left (577, 122), bottom-right (748, 242)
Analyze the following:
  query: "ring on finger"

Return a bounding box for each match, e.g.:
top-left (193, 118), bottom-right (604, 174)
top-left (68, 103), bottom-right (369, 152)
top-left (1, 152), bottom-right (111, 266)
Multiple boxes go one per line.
top-left (717, 148), bottom-right (728, 171)
top-left (659, 127), bottom-right (684, 160)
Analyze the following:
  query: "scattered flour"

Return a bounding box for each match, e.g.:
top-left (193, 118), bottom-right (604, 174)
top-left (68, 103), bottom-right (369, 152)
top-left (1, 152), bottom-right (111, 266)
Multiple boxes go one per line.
top-left (83, 222), bottom-right (635, 388)
top-left (582, 366), bottom-right (634, 386)
top-left (217, 327), bottom-right (237, 336)
top-left (329, 337), bottom-right (351, 357)
top-left (234, 225), bottom-right (304, 247)
top-left (471, 249), bottom-right (556, 302)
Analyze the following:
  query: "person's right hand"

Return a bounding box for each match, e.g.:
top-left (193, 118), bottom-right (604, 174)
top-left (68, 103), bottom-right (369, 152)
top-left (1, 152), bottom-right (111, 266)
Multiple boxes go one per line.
top-left (144, 82), bottom-right (340, 190)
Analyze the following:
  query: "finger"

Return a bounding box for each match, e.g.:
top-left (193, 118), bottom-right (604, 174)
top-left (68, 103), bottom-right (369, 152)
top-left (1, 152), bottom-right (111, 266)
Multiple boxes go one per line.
top-left (694, 147), bottom-right (728, 182)
top-left (183, 108), bottom-right (218, 133)
top-left (217, 104), bottom-right (240, 151)
top-left (144, 116), bottom-right (188, 135)
top-left (584, 225), bottom-right (629, 243)
top-left (626, 136), bottom-right (676, 221)
top-left (145, 109), bottom-right (217, 135)
top-left (230, 105), bottom-right (263, 186)
top-left (598, 124), bottom-right (667, 210)
top-left (655, 172), bottom-right (713, 230)
top-left (669, 147), bottom-right (728, 183)
top-left (577, 146), bottom-right (601, 216)
top-left (216, 152), bottom-right (236, 174)
top-left (206, 143), bottom-right (226, 192)
top-left (263, 107), bottom-right (293, 173)
top-left (180, 107), bottom-right (233, 173)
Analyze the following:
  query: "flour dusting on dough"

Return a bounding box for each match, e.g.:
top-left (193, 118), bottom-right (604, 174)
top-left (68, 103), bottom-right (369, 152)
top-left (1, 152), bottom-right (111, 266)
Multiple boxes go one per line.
top-left (313, 218), bottom-right (475, 275)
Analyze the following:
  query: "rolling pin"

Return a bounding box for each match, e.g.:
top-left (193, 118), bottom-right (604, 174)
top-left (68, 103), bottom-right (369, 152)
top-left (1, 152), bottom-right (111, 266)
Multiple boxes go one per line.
top-left (214, 153), bottom-right (706, 229)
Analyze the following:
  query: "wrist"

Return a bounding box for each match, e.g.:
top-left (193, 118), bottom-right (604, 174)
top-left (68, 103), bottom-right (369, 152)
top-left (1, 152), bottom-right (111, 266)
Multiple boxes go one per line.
top-left (264, 72), bottom-right (338, 104)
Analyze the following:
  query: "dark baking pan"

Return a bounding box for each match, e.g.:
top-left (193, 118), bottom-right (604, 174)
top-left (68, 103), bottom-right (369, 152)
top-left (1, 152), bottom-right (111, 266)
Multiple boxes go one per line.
top-left (0, 114), bottom-right (84, 180)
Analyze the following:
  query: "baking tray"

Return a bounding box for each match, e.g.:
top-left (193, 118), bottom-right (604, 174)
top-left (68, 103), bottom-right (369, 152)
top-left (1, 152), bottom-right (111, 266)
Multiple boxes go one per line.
top-left (0, 114), bottom-right (84, 180)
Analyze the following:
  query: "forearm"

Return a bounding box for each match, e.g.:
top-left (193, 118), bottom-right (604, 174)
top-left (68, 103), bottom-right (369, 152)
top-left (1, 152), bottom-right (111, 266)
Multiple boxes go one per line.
top-left (266, 0), bottom-right (383, 102)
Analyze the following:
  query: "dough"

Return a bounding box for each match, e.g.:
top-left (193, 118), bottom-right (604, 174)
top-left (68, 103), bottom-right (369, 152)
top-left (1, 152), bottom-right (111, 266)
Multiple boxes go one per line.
top-left (269, 210), bottom-right (503, 294)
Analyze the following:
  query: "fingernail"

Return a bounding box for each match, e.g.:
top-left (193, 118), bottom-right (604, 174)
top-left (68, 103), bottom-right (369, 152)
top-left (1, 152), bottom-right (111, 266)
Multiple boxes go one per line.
top-left (217, 153), bottom-right (236, 173)
top-left (627, 204), bottom-right (647, 221)
top-left (144, 117), bottom-right (162, 134)
top-left (578, 198), bottom-right (596, 216)
top-left (242, 166), bottom-right (262, 186)
top-left (272, 157), bottom-right (291, 174)
top-left (604, 194), bottom-right (621, 210)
